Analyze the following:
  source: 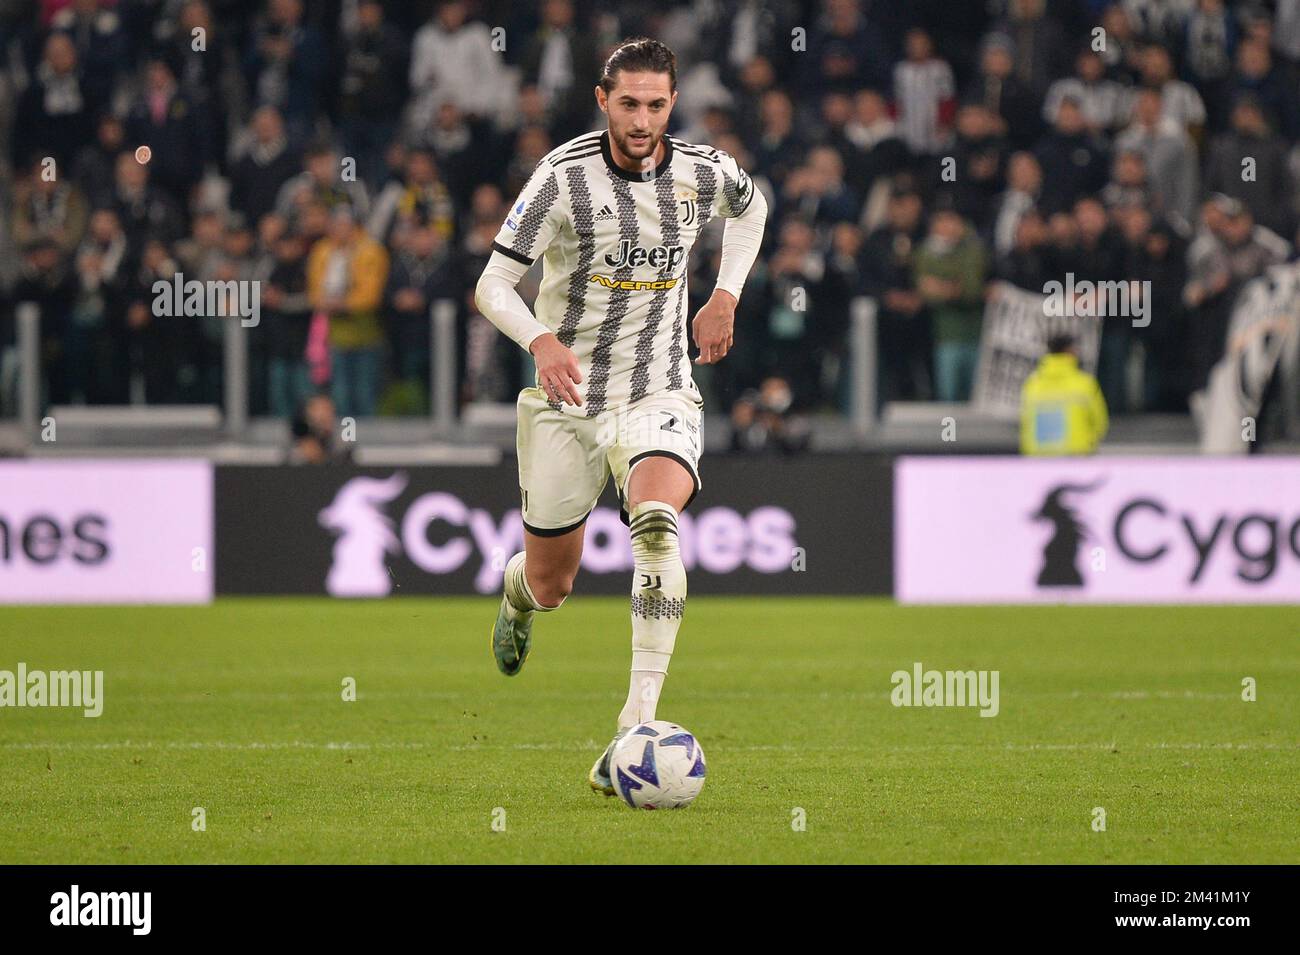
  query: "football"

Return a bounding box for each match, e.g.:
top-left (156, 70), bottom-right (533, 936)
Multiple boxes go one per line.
top-left (609, 721), bottom-right (707, 809)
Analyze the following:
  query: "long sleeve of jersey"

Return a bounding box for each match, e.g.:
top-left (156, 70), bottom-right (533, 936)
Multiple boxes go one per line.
top-left (715, 184), bottom-right (768, 300)
top-left (474, 252), bottom-right (550, 353)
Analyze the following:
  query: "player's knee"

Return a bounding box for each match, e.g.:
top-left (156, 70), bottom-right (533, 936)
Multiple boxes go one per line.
top-left (531, 572), bottom-right (574, 609)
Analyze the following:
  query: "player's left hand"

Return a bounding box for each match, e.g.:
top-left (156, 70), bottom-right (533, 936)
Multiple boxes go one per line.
top-left (692, 290), bottom-right (736, 364)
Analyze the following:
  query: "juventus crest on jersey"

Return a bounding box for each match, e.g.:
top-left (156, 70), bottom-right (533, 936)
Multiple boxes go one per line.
top-left (491, 129), bottom-right (757, 418)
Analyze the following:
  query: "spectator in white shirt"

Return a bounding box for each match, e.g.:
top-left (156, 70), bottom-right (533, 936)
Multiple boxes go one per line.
top-left (1043, 48), bottom-right (1131, 135)
top-left (893, 28), bottom-right (955, 157)
top-left (408, 0), bottom-right (508, 132)
top-left (1137, 44), bottom-right (1207, 131)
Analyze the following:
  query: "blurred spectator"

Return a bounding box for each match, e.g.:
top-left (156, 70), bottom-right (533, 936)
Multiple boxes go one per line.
top-left (733, 54), bottom-right (777, 135)
top-left (1183, 196), bottom-right (1235, 392)
top-left (818, 220), bottom-right (865, 407)
top-left (1217, 198), bottom-right (1292, 291)
top-left (762, 219), bottom-right (826, 407)
top-left (782, 145), bottom-right (859, 228)
top-left (384, 224), bottom-right (457, 412)
top-left (167, 1), bottom-right (227, 168)
top-left (336, 0), bottom-right (410, 189)
top-left (1184, 0), bottom-right (1236, 130)
top-left (1043, 208), bottom-right (1080, 278)
top-left (805, 0), bottom-right (891, 94)
top-left (15, 238), bottom-right (77, 404)
top-left (1020, 333), bottom-right (1108, 455)
top-left (307, 206), bottom-right (390, 418)
top-left (369, 147), bottom-right (456, 245)
top-left (1179, 192), bottom-right (1292, 393)
top-left (288, 392), bottom-right (352, 464)
top-left (260, 228), bottom-right (313, 417)
top-left (994, 0), bottom-right (1066, 95)
top-left (943, 103), bottom-right (1008, 229)
top-left (411, 103), bottom-right (482, 201)
top-left (729, 378), bottom-right (810, 454)
top-left (230, 106), bottom-right (301, 227)
top-left (914, 205), bottom-right (986, 401)
top-left (991, 151), bottom-right (1041, 257)
top-left (893, 28), bottom-right (955, 159)
top-left (519, 0), bottom-right (601, 142)
top-left (1115, 88), bottom-right (1199, 228)
top-left (274, 138), bottom-right (370, 229)
top-left (1204, 94), bottom-right (1295, 237)
top-left (995, 208), bottom-right (1050, 292)
top-left (966, 32), bottom-right (1042, 150)
top-left (751, 89), bottom-right (804, 187)
top-left (1224, 38), bottom-right (1300, 141)
top-left (13, 161), bottom-right (89, 256)
top-left (109, 150), bottom-right (184, 248)
top-left (1033, 96), bottom-right (1109, 216)
top-left (244, 0), bottom-right (327, 146)
top-left (842, 89), bottom-right (909, 201)
top-left (66, 207), bottom-right (129, 404)
top-left (125, 56), bottom-right (206, 203)
top-left (1102, 149), bottom-right (1154, 214)
top-left (1138, 44), bottom-right (1206, 133)
top-left (1125, 0), bottom-right (1193, 50)
top-left (14, 31), bottom-right (97, 167)
top-left (1042, 47), bottom-right (1130, 137)
top-left (1097, 3), bottom-right (1144, 80)
top-left (71, 113), bottom-right (127, 206)
top-left (174, 210), bottom-right (224, 283)
top-left (123, 239), bottom-right (188, 403)
top-left (51, 0), bottom-right (128, 95)
top-left (1276, 0), bottom-right (1300, 68)
top-left (1071, 196), bottom-right (1128, 411)
top-left (1120, 207), bottom-right (1190, 411)
top-left (864, 189), bottom-right (930, 402)
top-left (408, 0), bottom-right (507, 129)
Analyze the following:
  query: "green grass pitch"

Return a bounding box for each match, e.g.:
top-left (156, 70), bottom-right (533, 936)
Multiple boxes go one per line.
top-left (1, 597), bottom-right (1296, 864)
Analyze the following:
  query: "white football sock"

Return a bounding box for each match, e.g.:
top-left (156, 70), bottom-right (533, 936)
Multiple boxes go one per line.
top-left (618, 500), bottom-right (686, 729)
top-left (502, 551), bottom-right (563, 619)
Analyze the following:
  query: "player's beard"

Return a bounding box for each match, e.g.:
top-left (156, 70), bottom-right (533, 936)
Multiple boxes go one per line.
top-left (613, 126), bottom-right (660, 165)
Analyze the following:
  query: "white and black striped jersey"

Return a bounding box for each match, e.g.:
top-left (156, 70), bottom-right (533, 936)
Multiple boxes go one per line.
top-left (492, 129), bottom-right (757, 418)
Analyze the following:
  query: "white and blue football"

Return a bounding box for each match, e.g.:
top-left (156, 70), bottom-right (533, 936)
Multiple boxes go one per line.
top-left (609, 721), bottom-right (707, 809)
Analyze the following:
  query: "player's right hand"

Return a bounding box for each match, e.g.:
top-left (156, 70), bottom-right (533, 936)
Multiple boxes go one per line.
top-left (529, 332), bottom-right (584, 406)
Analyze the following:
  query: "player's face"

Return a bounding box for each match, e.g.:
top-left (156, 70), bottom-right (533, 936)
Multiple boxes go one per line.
top-left (599, 71), bottom-right (676, 165)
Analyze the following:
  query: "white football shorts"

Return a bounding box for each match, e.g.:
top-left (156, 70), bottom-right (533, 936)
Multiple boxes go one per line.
top-left (516, 385), bottom-right (703, 535)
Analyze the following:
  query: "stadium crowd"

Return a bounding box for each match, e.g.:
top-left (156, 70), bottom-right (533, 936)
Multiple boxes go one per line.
top-left (3, 0), bottom-right (1300, 432)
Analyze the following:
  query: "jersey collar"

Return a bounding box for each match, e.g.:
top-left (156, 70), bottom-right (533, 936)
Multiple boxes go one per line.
top-left (600, 130), bottom-right (674, 183)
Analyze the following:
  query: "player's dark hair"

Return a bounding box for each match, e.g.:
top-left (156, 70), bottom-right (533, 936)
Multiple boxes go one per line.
top-left (1047, 334), bottom-right (1075, 354)
top-left (599, 37), bottom-right (677, 94)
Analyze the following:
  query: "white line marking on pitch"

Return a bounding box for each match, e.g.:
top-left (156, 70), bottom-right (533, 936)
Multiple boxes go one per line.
top-left (0, 741), bottom-right (1293, 752)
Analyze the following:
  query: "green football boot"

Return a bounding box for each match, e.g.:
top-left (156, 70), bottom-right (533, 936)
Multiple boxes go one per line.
top-left (588, 728), bottom-right (629, 796)
top-left (490, 594), bottom-right (533, 676)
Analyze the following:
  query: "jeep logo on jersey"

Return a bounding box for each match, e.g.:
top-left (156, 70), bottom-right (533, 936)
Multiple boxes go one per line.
top-left (604, 238), bottom-right (686, 273)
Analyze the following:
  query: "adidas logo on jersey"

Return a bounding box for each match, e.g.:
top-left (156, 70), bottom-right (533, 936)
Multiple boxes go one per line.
top-left (594, 204), bottom-right (616, 222)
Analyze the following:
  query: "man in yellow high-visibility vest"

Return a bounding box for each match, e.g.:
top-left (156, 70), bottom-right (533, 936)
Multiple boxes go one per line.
top-left (1020, 335), bottom-right (1109, 455)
